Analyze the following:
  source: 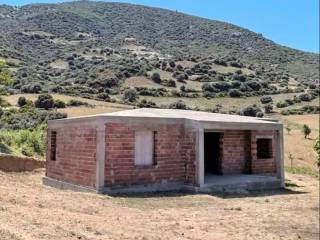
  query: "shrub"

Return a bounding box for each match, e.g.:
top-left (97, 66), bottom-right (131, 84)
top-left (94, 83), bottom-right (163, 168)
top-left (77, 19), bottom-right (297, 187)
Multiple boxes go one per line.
top-left (169, 61), bottom-right (176, 68)
top-left (97, 93), bottom-right (110, 101)
top-left (246, 80), bottom-right (261, 91)
top-left (138, 99), bottom-right (157, 108)
top-left (151, 72), bottom-right (161, 83)
top-left (17, 96), bottom-right (27, 107)
top-left (0, 125), bottom-right (46, 157)
top-left (298, 93), bottom-right (313, 102)
top-left (123, 88), bottom-right (139, 102)
top-left (213, 59), bottom-right (227, 66)
top-left (264, 104), bottom-right (273, 114)
top-left (176, 73), bottom-right (187, 82)
top-left (276, 101), bottom-right (288, 108)
top-left (302, 124), bottom-right (311, 139)
top-left (228, 89), bottom-right (242, 97)
top-left (202, 83), bottom-right (216, 92)
top-left (67, 99), bottom-right (88, 106)
top-left (242, 105), bottom-right (262, 117)
top-left (21, 84), bottom-right (42, 93)
top-left (256, 112), bottom-right (264, 118)
top-left (34, 94), bottom-right (54, 110)
top-left (229, 61), bottom-right (243, 68)
top-left (213, 82), bottom-right (231, 91)
top-left (260, 96), bottom-right (273, 104)
top-left (168, 100), bottom-right (187, 109)
top-left (167, 79), bottom-right (176, 87)
top-left (53, 99), bottom-right (66, 108)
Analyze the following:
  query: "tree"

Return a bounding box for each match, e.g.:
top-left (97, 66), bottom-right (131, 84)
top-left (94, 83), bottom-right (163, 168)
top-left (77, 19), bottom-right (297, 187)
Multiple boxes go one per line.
top-left (35, 94), bottom-right (54, 110)
top-left (302, 124), bottom-right (311, 139)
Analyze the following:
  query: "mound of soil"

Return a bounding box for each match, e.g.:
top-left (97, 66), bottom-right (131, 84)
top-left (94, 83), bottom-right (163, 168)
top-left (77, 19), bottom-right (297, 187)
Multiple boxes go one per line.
top-left (0, 154), bottom-right (44, 172)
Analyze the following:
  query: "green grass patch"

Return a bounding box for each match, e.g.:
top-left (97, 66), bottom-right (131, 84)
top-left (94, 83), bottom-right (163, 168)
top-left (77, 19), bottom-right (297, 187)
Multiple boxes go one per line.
top-left (0, 125), bottom-right (46, 159)
top-left (285, 166), bottom-right (319, 178)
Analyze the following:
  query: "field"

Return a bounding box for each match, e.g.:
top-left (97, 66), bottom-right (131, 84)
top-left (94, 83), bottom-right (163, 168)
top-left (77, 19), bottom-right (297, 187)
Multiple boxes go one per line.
top-left (4, 94), bottom-right (133, 117)
top-left (279, 114), bottom-right (319, 171)
top-left (0, 170), bottom-right (319, 240)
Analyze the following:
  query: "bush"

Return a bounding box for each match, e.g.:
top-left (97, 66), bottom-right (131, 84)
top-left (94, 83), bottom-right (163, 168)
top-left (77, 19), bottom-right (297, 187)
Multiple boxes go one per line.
top-left (138, 99), bottom-right (157, 108)
top-left (276, 101), bottom-right (288, 108)
top-left (302, 124), bottom-right (311, 139)
top-left (34, 94), bottom-right (54, 110)
top-left (21, 84), bottom-right (42, 93)
top-left (242, 105), bottom-right (263, 117)
top-left (168, 100), bottom-right (187, 109)
top-left (97, 93), bottom-right (110, 101)
top-left (228, 89), bottom-right (242, 97)
top-left (256, 112), bottom-right (264, 118)
top-left (260, 96), bottom-right (272, 104)
top-left (246, 80), bottom-right (261, 91)
top-left (0, 107), bottom-right (67, 130)
top-left (264, 104), bottom-right (273, 114)
top-left (123, 88), bottom-right (138, 102)
top-left (53, 99), bottom-right (66, 108)
top-left (298, 93), bottom-right (313, 102)
top-left (17, 96), bottom-right (27, 107)
top-left (67, 99), bottom-right (88, 106)
top-left (0, 125), bottom-right (46, 157)
top-left (151, 72), bottom-right (161, 83)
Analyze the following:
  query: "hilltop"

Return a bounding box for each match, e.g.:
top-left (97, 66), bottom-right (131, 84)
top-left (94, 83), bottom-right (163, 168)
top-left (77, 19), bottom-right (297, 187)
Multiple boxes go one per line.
top-left (0, 1), bottom-right (318, 110)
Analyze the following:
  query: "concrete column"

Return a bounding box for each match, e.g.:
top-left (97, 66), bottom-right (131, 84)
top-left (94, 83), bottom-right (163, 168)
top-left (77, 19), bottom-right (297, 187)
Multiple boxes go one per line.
top-left (196, 128), bottom-right (204, 187)
top-left (276, 129), bottom-right (285, 187)
top-left (96, 123), bottom-right (106, 192)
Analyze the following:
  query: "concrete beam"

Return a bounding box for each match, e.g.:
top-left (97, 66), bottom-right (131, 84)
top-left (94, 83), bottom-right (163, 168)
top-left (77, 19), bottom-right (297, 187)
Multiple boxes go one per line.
top-left (276, 129), bottom-right (285, 187)
top-left (95, 123), bottom-right (106, 192)
top-left (196, 128), bottom-right (204, 187)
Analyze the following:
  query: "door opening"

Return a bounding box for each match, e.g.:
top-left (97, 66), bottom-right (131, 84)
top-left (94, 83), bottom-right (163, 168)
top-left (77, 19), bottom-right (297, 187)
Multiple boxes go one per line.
top-left (204, 132), bottom-right (222, 175)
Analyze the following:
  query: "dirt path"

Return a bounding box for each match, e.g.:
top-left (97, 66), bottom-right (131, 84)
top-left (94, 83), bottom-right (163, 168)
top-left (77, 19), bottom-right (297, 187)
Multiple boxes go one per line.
top-left (0, 170), bottom-right (318, 240)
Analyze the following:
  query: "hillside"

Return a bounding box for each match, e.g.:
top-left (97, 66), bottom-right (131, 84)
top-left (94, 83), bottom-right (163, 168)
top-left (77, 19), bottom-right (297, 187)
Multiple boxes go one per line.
top-left (0, 1), bottom-right (319, 110)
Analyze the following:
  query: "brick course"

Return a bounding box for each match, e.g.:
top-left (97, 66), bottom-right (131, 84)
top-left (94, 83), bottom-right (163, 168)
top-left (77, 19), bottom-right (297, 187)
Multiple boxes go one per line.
top-left (46, 127), bottom-right (97, 188)
top-left (105, 123), bottom-right (196, 187)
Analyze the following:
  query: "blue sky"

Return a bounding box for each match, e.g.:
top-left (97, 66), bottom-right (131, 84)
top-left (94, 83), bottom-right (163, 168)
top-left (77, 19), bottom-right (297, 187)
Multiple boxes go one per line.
top-left (1, 0), bottom-right (319, 53)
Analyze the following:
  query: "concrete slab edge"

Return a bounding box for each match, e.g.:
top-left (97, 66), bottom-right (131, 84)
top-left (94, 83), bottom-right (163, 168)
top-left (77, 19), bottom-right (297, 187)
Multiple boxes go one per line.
top-left (42, 177), bottom-right (97, 193)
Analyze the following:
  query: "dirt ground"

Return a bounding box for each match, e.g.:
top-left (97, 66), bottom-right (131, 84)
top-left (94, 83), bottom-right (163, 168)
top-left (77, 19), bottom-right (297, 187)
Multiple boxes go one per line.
top-left (0, 170), bottom-right (318, 240)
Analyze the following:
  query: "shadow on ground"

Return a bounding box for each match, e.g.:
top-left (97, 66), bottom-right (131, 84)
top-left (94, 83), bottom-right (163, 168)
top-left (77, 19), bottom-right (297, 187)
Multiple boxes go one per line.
top-left (107, 186), bottom-right (308, 199)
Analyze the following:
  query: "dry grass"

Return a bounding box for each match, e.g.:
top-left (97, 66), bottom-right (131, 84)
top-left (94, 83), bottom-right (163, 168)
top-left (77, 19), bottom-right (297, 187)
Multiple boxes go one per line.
top-left (279, 114), bottom-right (319, 170)
top-left (141, 93), bottom-right (318, 112)
top-left (0, 170), bottom-right (318, 240)
top-left (4, 94), bottom-right (133, 117)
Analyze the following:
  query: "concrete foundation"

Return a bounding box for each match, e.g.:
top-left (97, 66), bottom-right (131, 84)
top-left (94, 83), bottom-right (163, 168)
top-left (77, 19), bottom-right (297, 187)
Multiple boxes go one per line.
top-left (43, 175), bottom-right (282, 194)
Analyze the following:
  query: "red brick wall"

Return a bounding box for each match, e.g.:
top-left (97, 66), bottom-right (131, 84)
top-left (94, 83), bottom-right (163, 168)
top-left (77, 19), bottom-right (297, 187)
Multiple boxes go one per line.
top-left (220, 130), bottom-right (276, 175)
top-left (250, 130), bottom-right (276, 174)
top-left (105, 123), bottom-right (196, 187)
top-left (221, 130), bottom-right (250, 174)
top-left (46, 127), bottom-right (97, 188)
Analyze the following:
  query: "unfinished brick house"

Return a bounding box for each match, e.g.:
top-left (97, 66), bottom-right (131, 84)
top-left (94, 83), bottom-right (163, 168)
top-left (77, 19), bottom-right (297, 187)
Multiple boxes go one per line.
top-left (43, 108), bottom-right (284, 193)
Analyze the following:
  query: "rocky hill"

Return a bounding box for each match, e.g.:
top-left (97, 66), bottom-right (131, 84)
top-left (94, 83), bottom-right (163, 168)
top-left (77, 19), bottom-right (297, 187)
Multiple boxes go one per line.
top-left (0, 1), bottom-right (318, 103)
